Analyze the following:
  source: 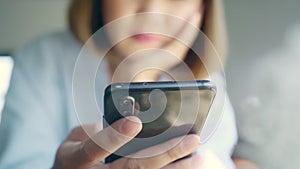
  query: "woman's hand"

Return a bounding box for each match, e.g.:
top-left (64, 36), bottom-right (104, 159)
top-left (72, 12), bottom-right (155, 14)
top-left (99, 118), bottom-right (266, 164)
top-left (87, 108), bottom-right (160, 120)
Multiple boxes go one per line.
top-left (52, 116), bottom-right (202, 169)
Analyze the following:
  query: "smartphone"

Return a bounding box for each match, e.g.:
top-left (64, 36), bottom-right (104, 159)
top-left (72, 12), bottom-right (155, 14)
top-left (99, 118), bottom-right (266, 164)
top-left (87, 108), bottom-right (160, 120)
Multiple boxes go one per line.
top-left (103, 80), bottom-right (216, 163)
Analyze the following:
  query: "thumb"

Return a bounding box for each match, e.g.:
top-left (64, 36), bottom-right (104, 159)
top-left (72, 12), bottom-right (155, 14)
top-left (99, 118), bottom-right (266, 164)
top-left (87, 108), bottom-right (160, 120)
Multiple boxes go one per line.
top-left (69, 116), bottom-right (142, 168)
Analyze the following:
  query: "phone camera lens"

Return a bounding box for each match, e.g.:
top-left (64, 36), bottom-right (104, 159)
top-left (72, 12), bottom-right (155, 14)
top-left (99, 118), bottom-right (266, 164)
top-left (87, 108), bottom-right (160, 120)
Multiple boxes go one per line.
top-left (119, 96), bottom-right (134, 106)
top-left (122, 99), bottom-right (130, 105)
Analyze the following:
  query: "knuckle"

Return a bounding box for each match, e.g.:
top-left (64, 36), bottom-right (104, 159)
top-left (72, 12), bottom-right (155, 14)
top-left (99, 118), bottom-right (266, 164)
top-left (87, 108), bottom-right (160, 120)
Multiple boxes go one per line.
top-left (167, 145), bottom-right (183, 160)
top-left (126, 158), bottom-right (143, 169)
top-left (67, 126), bottom-right (83, 140)
top-left (71, 126), bottom-right (81, 134)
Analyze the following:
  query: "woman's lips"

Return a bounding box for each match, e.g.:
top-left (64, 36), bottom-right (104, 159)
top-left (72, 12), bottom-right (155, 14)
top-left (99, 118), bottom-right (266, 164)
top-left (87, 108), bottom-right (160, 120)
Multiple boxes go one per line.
top-left (131, 33), bottom-right (161, 44)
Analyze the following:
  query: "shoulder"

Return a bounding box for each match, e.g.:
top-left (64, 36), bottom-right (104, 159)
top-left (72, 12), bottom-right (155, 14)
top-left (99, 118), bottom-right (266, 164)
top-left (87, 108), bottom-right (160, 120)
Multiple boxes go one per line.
top-left (14, 30), bottom-right (82, 62)
top-left (13, 30), bottom-right (82, 75)
top-left (23, 30), bottom-right (80, 49)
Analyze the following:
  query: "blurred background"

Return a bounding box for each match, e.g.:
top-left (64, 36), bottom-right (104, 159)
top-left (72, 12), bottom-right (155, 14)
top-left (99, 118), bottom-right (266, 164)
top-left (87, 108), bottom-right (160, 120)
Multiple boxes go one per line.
top-left (0, 0), bottom-right (299, 168)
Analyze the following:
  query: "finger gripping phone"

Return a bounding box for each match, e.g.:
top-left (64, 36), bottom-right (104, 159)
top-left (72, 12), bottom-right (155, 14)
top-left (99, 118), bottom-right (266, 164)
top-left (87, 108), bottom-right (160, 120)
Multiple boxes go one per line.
top-left (103, 80), bottom-right (216, 163)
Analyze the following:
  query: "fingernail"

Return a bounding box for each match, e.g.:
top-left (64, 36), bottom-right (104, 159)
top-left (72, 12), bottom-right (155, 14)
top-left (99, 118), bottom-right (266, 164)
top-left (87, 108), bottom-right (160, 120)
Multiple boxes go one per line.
top-left (181, 135), bottom-right (201, 151)
top-left (120, 116), bottom-right (142, 135)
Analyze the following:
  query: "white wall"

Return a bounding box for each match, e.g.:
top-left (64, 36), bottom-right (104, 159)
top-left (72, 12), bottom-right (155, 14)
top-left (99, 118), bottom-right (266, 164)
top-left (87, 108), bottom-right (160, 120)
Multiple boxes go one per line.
top-left (225, 0), bottom-right (300, 75)
top-left (224, 1), bottom-right (300, 168)
top-left (225, 0), bottom-right (300, 116)
top-left (0, 0), bottom-right (69, 53)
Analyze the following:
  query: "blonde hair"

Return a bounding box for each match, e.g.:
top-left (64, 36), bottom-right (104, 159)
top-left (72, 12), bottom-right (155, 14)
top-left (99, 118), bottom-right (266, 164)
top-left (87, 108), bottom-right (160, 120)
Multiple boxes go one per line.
top-left (68, 0), bottom-right (228, 79)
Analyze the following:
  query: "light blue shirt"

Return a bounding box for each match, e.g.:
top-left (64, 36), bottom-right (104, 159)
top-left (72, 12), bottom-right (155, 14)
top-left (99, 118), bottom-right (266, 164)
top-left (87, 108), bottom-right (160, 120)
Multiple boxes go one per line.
top-left (0, 30), bottom-right (237, 169)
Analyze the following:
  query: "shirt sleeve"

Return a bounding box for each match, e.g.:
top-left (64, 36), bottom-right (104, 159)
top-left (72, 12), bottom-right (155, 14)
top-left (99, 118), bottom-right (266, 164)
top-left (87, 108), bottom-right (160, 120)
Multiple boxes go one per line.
top-left (0, 35), bottom-right (69, 169)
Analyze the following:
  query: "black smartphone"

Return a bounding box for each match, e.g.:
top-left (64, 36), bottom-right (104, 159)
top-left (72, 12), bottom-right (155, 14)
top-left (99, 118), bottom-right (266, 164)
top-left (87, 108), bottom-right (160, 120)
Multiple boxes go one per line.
top-left (103, 80), bottom-right (216, 163)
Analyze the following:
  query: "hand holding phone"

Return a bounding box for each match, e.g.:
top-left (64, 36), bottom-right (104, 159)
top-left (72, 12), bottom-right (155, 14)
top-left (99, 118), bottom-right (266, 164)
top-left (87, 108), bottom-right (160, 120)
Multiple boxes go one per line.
top-left (103, 80), bottom-right (216, 163)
